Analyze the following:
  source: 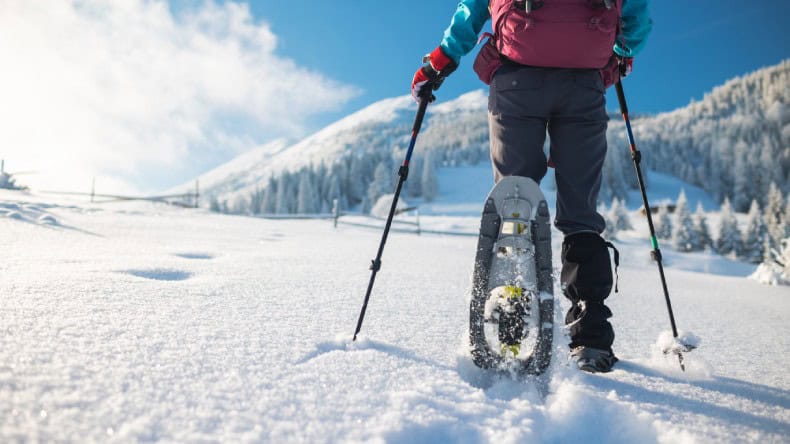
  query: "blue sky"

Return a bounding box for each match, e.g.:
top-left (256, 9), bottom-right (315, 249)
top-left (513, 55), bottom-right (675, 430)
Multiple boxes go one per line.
top-left (253, 0), bottom-right (789, 126)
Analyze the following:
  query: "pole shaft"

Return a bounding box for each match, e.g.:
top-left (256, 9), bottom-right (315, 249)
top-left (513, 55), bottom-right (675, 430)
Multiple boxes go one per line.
top-left (615, 81), bottom-right (684, 369)
top-left (353, 99), bottom-right (429, 341)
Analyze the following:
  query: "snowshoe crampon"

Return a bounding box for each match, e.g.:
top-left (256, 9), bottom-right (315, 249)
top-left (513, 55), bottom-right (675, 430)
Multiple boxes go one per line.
top-left (469, 176), bottom-right (554, 376)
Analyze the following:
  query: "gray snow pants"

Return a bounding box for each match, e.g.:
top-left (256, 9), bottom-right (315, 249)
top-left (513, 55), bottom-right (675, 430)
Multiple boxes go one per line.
top-left (488, 64), bottom-right (608, 235)
top-left (488, 64), bottom-right (615, 352)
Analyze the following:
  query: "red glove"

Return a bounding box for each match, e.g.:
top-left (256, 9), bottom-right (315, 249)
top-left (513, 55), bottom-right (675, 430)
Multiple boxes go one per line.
top-left (411, 46), bottom-right (457, 103)
top-left (618, 56), bottom-right (633, 78)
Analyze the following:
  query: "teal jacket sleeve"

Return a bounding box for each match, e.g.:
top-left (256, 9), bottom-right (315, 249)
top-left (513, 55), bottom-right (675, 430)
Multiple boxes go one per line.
top-left (438, 0), bottom-right (491, 64)
top-left (615, 0), bottom-right (653, 57)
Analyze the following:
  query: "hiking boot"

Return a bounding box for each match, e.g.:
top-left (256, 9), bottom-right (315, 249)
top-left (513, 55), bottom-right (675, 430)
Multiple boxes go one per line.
top-left (570, 346), bottom-right (618, 373)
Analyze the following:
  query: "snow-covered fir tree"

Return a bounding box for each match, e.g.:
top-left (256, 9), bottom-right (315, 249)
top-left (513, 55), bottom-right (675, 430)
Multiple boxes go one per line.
top-left (693, 202), bottom-right (712, 251)
top-left (347, 155), bottom-right (367, 205)
top-left (602, 203), bottom-right (617, 239)
top-left (360, 195), bottom-right (371, 214)
top-left (672, 190), bottom-right (699, 252)
top-left (765, 182), bottom-right (786, 250)
top-left (406, 153), bottom-right (423, 198)
top-left (716, 197), bottom-right (741, 255)
top-left (422, 150), bottom-right (439, 202)
top-left (326, 174), bottom-right (345, 212)
top-left (731, 148), bottom-right (752, 213)
top-left (785, 196), bottom-right (790, 238)
top-left (209, 196), bottom-right (221, 213)
top-left (367, 161), bottom-right (394, 209)
top-left (780, 238), bottom-right (790, 277)
top-left (741, 199), bottom-right (769, 263)
top-left (230, 194), bottom-right (248, 214)
top-left (275, 172), bottom-right (294, 214)
top-left (610, 197), bottom-right (632, 231)
top-left (249, 187), bottom-right (264, 214)
top-left (656, 204), bottom-right (673, 240)
top-left (297, 170), bottom-right (318, 214)
top-left (262, 177), bottom-right (277, 214)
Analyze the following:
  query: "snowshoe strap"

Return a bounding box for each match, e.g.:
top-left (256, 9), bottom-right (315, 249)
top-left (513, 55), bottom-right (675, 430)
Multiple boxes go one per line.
top-left (604, 241), bottom-right (620, 293)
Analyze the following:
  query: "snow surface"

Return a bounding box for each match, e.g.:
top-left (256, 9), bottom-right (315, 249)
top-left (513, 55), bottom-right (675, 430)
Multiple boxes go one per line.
top-left (1, 186), bottom-right (788, 443)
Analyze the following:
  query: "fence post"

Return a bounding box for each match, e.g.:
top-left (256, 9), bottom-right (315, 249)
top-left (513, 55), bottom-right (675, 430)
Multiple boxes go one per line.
top-left (332, 199), bottom-right (339, 228)
top-left (91, 177), bottom-right (95, 203)
top-left (416, 208), bottom-right (421, 236)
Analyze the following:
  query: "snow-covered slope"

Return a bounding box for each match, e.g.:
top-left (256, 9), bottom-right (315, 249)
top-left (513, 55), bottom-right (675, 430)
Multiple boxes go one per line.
top-left (182, 138), bottom-right (292, 197)
top-left (181, 61), bottom-right (787, 216)
top-left (2, 186), bottom-right (788, 443)
top-left (178, 91), bottom-right (489, 207)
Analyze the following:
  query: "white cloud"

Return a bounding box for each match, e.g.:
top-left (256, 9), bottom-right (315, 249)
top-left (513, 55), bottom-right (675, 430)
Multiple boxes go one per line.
top-left (0, 0), bottom-right (359, 193)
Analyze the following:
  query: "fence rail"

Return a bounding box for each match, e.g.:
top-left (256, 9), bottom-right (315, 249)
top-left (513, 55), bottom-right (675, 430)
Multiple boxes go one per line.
top-left (251, 205), bottom-right (477, 237)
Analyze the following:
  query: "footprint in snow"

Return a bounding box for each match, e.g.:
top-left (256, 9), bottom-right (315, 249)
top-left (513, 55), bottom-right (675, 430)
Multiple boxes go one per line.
top-left (173, 252), bottom-right (215, 260)
top-left (122, 269), bottom-right (192, 281)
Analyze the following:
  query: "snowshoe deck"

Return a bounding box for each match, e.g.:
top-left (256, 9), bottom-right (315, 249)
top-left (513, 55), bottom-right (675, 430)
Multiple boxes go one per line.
top-left (469, 177), bottom-right (554, 377)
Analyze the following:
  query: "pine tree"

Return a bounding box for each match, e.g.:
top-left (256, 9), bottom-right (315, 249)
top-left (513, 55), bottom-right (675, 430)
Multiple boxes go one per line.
top-left (741, 199), bottom-right (769, 263)
top-left (780, 238), bottom-right (790, 278)
top-left (693, 202), bottom-right (712, 251)
top-left (406, 153), bottom-right (423, 198)
top-left (656, 204), bottom-right (673, 240)
top-left (785, 196), bottom-right (790, 238)
top-left (422, 150), bottom-right (439, 202)
top-left (209, 196), bottom-right (221, 213)
top-left (262, 177), bottom-right (277, 214)
top-left (716, 197), bottom-right (741, 255)
top-left (610, 198), bottom-right (632, 231)
top-left (765, 182), bottom-right (785, 250)
top-left (732, 148), bottom-right (752, 212)
top-left (601, 203), bottom-right (617, 239)
top-left (360, 195), bottom-right (371, 214)
top-left (275, 173), bottom-right (291, 214)
top-left (326, 174), bottom-right (345, 212)
top-left (297, 170), bottom-right (318, 214)
top-left (367, 161), bottom-right (393, 206)
top-left (249, 187), bottom-right (264, 214)
top-left (347, 155), bottom-right (367, 205)
top-left (672, 190), bottom-right (699, 252)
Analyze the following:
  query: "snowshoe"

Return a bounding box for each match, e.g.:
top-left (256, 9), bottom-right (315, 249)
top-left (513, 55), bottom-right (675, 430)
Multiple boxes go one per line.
top-left (570, 346), bottom-right (618, 373)
top-left (469, 176), bottom-right (554, 376)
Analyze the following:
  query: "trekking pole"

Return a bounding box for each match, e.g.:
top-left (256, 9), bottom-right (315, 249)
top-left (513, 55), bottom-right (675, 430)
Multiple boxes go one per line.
top-left (615, 80), bottom-right (687, 371)
top-left (352, 94), bottom-right (431, 341)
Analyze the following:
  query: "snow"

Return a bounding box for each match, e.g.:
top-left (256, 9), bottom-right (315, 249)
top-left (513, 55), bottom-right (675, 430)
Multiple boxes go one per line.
top-left (370, 194), bottom-right (411, 219)
top-left (749, 262), bottom-right (789, 286)
top-left (1, 185), bottom-right (789, 443)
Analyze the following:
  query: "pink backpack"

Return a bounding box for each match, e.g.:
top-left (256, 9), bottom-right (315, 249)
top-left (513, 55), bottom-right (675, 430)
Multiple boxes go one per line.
top-left (474, 0), bottom-right (622, 84)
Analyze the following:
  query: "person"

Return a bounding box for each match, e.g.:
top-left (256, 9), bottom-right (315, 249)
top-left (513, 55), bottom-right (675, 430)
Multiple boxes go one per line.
top-left (411, 0), bottom-right (652, 372)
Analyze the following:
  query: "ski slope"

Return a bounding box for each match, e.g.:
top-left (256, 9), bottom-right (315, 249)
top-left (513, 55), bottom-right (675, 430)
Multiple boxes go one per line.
top-left (1, 188), bottom-right (788, 443)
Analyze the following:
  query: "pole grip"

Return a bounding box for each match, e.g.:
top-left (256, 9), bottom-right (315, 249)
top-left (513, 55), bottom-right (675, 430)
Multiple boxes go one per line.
top-left (412, 98), bottom-right (429, 135)
top-left (615, 80), bottom-right (628, 115)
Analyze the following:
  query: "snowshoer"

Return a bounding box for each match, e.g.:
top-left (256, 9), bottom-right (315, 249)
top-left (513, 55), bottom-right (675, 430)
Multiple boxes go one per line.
top-left (412, 0), bottom-right (652, 373)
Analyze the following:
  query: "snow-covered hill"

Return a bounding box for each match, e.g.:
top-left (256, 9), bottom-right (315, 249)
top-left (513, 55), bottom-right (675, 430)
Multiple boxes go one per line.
top-left (182, 61), bottom-right (788, 216)
top-left (1, 189), bottom-right (787, 443)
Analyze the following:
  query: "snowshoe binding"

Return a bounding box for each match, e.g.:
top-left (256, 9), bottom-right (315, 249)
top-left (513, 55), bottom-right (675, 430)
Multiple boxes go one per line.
top-left (470, 176), bottom-right (554, 376)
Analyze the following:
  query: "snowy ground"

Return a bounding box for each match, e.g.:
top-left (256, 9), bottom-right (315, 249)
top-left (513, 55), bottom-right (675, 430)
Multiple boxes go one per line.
top-left (1, 186), bottom-right (788, 443)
